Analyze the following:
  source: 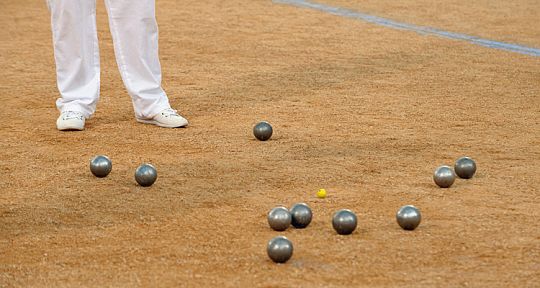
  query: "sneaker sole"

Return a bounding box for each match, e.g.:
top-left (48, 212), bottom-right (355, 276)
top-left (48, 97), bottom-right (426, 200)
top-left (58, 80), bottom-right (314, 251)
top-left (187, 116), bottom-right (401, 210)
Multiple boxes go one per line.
top-left (136, 118), bottom-right (188, 128)
top-left (57, 123), bottom-right (84, 131)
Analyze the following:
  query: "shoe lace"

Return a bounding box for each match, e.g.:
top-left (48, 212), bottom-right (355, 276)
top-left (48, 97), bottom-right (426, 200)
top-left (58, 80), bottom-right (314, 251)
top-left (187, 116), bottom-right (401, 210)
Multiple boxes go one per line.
top-left (160, 108), bottom-right (179, 117)
top-left (63, 111), bottom-right (84, 120)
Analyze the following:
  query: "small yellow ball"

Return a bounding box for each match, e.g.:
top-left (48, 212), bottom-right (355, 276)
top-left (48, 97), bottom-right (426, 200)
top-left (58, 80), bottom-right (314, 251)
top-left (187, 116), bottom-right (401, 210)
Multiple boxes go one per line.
top-left (316, 188), bottom-right (327, 199)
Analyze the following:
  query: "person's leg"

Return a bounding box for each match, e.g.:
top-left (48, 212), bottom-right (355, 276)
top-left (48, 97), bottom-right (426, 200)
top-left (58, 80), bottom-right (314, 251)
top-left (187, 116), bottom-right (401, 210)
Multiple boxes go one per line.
top-left (48, 0), bottom-right (100, 123)
top-left (104, 0), bottom-right (186, 128)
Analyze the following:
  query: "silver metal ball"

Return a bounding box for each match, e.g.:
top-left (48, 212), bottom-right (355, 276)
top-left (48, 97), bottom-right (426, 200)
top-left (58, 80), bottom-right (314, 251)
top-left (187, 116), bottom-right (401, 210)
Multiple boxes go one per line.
top-left (454, 157), bottom-right (477, 179)
top-left (89, 155), bottom-right (112, 178)
top-left (135, 164), bottom-right (157, 187)
top-left (267, 206), bottom-right (291, 231)
top-left (267, 236), bottom-right (293, 263)
top-left (396, 205), bottom-right (421, 230)
top-left (290, 203), bottom-right (312, 229)
top-left (332, 209), bottom-right (357, 235)
top-left (253, 121), bottom-right (273, 141)
top-left (433, 165), bottom-right (455, 188)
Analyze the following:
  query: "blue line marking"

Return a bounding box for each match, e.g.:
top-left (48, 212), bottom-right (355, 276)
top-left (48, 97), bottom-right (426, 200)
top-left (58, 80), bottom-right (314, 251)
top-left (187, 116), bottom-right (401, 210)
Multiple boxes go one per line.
top-left (273, 0), bottom-right (540, 57)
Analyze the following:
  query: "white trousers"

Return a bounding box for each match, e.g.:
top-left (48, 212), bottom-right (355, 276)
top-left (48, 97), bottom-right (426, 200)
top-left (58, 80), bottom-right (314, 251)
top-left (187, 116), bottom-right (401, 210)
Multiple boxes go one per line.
top-left (47, 0), bottom-right (171, 119)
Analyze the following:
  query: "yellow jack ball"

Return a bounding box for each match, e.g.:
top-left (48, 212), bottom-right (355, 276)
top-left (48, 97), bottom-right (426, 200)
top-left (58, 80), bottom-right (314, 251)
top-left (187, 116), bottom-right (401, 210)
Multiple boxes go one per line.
top-left (316, 188), bottom-right (327, 199)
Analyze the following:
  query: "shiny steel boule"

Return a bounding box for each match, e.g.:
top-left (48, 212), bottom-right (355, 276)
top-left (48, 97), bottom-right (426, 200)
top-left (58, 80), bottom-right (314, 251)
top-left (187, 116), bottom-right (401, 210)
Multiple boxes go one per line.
top-left (135, 164), bottom-right (157, 187)
top-left (396, 205), bottom-right (421, 230)
top-left (332, 209), bottom-right (357, 235)
top-left (433, 165), bottom-right (455, 188)
top-left (253, 121), bottom-right (273, 141)
top-left (89, 155), bottom-right (112, 178)
top-left (454, 157), bottom-right (477, 179)
top-left (267, 236), bottom-right (293, 263)
top-left (267, 206), bottom-right (291, 231)
top-left (290, 203), bottom-right (312, 229)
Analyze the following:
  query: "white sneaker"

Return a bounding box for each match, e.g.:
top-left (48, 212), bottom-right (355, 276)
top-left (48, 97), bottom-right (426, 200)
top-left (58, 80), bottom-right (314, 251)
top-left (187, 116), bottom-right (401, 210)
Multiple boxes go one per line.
top-left (57, 111), bottom-right (85, 131)
top-left (137, 108), bottom-right (188, 128)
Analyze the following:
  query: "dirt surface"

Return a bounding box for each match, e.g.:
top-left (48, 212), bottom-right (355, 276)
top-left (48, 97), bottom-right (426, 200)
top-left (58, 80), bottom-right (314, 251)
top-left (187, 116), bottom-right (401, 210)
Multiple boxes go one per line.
top-left (1, 0), bottom-right (539, 287)
top-left (329, 0), bottom-right (540, 46)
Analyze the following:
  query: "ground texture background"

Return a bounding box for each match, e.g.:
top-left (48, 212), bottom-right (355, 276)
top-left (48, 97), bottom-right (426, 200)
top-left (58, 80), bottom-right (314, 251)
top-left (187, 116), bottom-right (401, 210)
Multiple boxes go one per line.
top-left (1, 0), bottom-right (539, 287)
